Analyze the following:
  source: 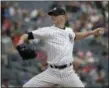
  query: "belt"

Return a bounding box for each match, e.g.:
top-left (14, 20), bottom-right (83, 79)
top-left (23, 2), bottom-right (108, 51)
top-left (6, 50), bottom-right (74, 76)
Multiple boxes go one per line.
top-left (48, 63), bottom-right (73, 69)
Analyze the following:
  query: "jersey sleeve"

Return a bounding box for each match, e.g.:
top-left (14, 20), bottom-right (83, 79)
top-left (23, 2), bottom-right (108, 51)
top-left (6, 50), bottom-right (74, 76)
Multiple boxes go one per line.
top-left (32, 27), bottom-right (49, 40)
top-left (72, 29), bottom-right (76, 40)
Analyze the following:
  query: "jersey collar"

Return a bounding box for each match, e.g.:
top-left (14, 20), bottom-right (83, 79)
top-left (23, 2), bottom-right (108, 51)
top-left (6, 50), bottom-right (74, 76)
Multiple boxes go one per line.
top-left (53, 25), bottom-right (66, 30)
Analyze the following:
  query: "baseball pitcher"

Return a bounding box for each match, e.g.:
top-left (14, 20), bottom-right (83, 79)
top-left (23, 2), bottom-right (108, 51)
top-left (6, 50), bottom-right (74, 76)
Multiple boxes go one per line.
top-left (16, 7), bottom-right (104, 87)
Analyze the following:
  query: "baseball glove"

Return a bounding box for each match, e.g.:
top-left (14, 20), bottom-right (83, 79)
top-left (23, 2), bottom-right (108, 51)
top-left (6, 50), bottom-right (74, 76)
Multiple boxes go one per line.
top-left (16, 43), bottom-right (36, 60)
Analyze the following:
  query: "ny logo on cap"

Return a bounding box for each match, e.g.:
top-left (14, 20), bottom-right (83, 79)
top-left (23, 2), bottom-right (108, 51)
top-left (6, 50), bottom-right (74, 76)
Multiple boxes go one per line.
top-left (53, 7), bottom-right (57, 11)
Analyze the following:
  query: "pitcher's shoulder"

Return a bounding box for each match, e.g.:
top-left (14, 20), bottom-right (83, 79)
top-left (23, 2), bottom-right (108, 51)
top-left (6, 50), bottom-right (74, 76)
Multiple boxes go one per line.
top-left (37, 26), bottom-right (52, 31)
top-left (66, 27), bottom-right (74, 32)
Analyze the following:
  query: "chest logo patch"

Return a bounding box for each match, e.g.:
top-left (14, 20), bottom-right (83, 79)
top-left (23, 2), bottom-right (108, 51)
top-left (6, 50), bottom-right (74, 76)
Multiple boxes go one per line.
top-left (69, 34), bottom-right (73, 40)
top-left (69, 34), bottom-right (73, 43)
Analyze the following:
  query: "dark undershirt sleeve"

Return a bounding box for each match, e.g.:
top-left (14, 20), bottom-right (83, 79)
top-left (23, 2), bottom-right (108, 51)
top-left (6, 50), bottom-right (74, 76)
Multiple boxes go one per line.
top-left (27, 32), bottom-right (34, 40)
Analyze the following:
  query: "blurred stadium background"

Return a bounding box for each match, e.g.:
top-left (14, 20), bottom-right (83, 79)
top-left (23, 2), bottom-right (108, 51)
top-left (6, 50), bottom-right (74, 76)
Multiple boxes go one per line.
top-left (1, 1), bottom-right (108, 87)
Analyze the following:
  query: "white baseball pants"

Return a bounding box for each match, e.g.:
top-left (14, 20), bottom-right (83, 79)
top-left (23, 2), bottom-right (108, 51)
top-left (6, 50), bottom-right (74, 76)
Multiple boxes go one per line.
top-left (23, 65), bottom-right (84, 87)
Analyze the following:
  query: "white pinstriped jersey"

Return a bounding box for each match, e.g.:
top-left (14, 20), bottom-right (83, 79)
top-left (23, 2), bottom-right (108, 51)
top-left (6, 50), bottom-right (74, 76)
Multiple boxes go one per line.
top-left (32, 25), bottom-right (75, 65)
top-left (23, 26), bottom-right (84, 87)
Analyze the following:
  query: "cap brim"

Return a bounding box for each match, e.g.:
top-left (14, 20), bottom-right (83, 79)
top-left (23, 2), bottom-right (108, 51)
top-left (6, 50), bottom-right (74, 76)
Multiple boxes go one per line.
top-left (48, 11), bottom-right (59, 16)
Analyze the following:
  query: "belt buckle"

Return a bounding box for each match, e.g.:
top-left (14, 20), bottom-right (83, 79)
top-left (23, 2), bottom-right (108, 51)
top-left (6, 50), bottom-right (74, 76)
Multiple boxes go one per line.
top-left (52, 64), bottom-right (55, 68)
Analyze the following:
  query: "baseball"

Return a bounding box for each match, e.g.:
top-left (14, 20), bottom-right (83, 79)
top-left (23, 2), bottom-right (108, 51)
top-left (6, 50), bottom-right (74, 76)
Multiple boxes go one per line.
top-left (99, 29), bottom-right (104, 35)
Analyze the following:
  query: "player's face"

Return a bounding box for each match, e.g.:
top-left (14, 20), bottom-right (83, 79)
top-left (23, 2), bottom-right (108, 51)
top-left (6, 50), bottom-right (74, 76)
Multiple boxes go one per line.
top-left (51, 15), bottom-right (66, 24)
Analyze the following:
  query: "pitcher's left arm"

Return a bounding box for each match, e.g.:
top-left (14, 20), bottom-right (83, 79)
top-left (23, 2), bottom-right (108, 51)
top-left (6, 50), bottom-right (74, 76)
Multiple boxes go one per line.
top-left (74, 28), bottom-right (104, 40)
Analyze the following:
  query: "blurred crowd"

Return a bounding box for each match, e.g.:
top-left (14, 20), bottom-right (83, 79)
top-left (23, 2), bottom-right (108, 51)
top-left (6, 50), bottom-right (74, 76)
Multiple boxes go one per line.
top-left (1, 1), bottom-right (108, 87)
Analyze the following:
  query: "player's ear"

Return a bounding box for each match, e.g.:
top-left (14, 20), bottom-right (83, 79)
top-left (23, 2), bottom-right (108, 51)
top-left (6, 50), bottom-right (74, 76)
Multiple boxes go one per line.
top-left (65, 15), bottom-right (67, 20)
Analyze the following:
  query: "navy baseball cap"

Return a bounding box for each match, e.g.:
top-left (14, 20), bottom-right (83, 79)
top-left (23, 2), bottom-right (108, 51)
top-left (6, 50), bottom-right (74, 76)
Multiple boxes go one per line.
top-left (48, 7), bottom-right (66, 16)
